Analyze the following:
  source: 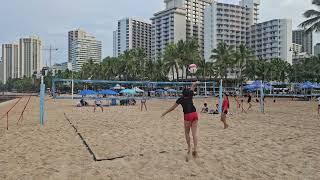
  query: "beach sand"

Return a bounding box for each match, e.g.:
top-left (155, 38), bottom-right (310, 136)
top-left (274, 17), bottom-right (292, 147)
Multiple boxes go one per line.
top-left (0, 97), bottom-right (319, 179)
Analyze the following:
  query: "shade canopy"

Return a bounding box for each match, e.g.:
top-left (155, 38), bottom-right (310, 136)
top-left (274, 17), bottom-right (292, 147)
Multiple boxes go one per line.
top-left (120, 89), bottom-right (136, 95)
top-left (155, 89), bottom-right (165, 93)
top-left (244, 81), bottom-right (272, 91)
top-left (111, 84), bottom-right (125, 90)
top-left (167, 89), bottom-right (177, 93)
top-left (98, 89), bottom-right (118, 95)
top-left (133, 87), bottom-right (144, 93)
top-left (78, 90), bottom-right (97, 95)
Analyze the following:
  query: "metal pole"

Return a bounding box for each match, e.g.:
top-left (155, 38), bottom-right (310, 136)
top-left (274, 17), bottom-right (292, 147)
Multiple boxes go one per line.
top-left (204, 82), bottom-right (207, 97)
top-left (40, 76), bottom-right (45, 126)
top-left (71, 71), bottom-right (74, 100)
top-left (218, 80), bottom-right (223, 114)
top-left (260, 80), bottom-right (264, 113)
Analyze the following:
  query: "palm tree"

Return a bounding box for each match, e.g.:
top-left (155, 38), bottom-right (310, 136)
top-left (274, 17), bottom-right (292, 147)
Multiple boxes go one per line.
top-left (210, 42), bottom-right (234, 79)
top-left (299, 0), bottom-right (320, 33)
top-left (233, 44), bottom-right (253, 93)
top-left (163, 43), bottom-right (180, 80)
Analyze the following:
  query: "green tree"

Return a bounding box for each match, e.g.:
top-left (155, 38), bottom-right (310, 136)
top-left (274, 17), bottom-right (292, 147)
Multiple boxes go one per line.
top-left (210, 42), bottom-right (234, 79)
top-left (299, 0), bottom-right (320, 33)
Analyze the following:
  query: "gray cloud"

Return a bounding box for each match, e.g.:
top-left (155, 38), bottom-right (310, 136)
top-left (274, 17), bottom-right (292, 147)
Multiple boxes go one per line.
top-left (0, 0), bottom-right (316, 64)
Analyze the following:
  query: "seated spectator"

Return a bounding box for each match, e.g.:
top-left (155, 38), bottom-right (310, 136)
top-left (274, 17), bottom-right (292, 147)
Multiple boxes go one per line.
top-left (201, 103), bottom-right (209, 113)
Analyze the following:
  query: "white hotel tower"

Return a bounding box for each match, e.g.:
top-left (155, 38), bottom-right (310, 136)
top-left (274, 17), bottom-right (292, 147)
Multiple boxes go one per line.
top-left (204, 0), bottom-right (260, 61)
top-left (151, 0), bottom-right (214, 59)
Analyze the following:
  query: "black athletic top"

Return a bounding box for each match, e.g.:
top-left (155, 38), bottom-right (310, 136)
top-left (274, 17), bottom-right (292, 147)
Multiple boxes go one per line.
top-left (176, 90), bottom-right (196, 114)
top-left (247, 95), bottom-right (252, 103)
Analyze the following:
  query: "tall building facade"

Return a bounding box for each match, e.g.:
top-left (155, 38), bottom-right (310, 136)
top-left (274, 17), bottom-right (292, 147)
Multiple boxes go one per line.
top-left (0, 44), bottom-right (19, 84)
top-left (314, 43), bottom-right (320, 57)
top-left (204, 0), bottom-right (260, 61)
top-left (70, 34), bottom-right (102, 71)
top-left (68, 29), bottom-right (87, 63)
top-left (292, 30), bottom-right (313, 55)
top-left (1, 36), bottom-right (42, 83)
top-left (151, 0), bottom-right (214, 59)
top-left (19, 37), bottom-right (42, 77)
top-left (248, 19), bottom-right (293, 64)
top-left (113, 18), bottom-right (152, 58)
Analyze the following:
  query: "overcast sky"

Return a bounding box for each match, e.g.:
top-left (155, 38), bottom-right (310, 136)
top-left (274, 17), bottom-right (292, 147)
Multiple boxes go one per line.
top-left (0, 0), bottom-right (315, 64)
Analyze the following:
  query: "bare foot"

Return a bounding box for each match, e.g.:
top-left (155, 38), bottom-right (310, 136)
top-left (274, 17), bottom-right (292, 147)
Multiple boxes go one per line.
top-left (186, 151), bottom-right (191, 162)
top-left (224, 124), bottom-right (229, 129)
top-left (192, 151), bottom-right (198, 158)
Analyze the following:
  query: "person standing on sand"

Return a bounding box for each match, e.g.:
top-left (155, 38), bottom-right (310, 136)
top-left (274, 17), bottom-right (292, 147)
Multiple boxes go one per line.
top-left (221, 93), bottom-right (229, 129)
top-left (161, 81), bottom-right (199, 161)
top-left (141, 96), bottom-right (147, 111)
top-left (94, 96), bottom-right (104, 112)
top-left (247, 93), bottom-right (252, 111)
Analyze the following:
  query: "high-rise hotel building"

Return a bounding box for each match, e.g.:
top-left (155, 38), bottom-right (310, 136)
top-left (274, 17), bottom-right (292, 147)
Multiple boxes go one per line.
top-left (113, 18), bottom-right (152, 58)
top-left (151, 0), bottom-right (214, 59)
top-left (19, 37), bottom-right (42, 77)
top-left (292, 29), bottom-right (313, 55)
top-left (204, 0), bottom-right (260, 61)
top-left (0, 36), bottom-right (42, 84)
top-left (68, 29), bottom-right (102, 71)
top-left (248, 19), bottom-right (293, 64)
top-left (0, 44), bottom-right (19, 84)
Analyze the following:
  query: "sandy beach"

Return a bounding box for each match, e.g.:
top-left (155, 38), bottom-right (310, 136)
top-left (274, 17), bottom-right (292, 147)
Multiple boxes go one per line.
top-left (0, 96), bottom-right (319, 179)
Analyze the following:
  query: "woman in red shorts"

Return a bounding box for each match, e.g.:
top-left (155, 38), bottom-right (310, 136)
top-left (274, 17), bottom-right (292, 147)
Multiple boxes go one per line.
top-left (221, 93), bottom-right (229, 129)
top-left (161, 82), bottom-right (199, 160)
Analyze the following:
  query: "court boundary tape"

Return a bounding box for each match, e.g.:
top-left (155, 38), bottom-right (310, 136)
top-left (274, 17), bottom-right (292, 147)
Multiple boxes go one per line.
top-left (63, 113), bottom-right (184, 162)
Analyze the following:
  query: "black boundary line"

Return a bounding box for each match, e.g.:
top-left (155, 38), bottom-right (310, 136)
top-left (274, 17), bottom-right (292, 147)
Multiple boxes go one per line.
top-left (64, 112), bottom-right (134, 161)
top-left (63, 113), bottom-right (185, 162)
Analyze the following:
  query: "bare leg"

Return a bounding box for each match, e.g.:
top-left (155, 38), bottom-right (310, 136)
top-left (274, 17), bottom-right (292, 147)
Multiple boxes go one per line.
top-left (191, 120), bottom-right (198, 158)
top-left (247, 103), bottom-right (252, 111)
top-left (101, 106), bottom-right (104, 112)
top-left (318, 106), bottom-right (319, 114)
top-left (184, 121), bottom-right (192, 161)
top-left (220, 113), bottom-right (228, 129)
top-left (145, 104), bottom-right (147, 111)
top-left (94, 106), bottom-right (96, 112)
top-left (141, 103), bottom-right (143, 111)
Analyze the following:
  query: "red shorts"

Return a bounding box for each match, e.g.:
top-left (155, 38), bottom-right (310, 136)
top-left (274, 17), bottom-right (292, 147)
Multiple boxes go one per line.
top-left (184, 112), bottom-right (198, 122)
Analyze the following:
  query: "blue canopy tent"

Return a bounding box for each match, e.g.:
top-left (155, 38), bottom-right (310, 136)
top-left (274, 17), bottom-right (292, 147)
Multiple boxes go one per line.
top-left (167, 89), bottom-right (177, 93)
top-left (98, 89), bottom-right (118, 95)
top-left (297, 81), bottom-right (316, 89)
top-left (78, 90), bottom-right (97, 96)
top-left (155, 89), bottom-right (165, 93)
top-left (244, 81), bottom-right (272, 91)
top-left (120, 89), bottom-right (136, 95)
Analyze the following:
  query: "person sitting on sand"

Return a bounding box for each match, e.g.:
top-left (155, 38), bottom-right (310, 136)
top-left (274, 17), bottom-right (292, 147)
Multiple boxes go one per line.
top-left (80, 99), bottom-right (88, 106)
top-left (220, 93), bottom-right (229, 129)
top-left (94, 96), bottom-right (103, 112)
top-left (161, 81), bottom-right (199, 161)
top-left (209, 104), bottom-right (219, 114)
top-left (141, 96), bottom-right (147, 111)
top-left (201, 103), bottom-right (209, 113)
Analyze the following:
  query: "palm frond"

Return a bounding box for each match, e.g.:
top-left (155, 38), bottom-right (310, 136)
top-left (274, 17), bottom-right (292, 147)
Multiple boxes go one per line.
top-left (303, 9), bottom-right (320, 18)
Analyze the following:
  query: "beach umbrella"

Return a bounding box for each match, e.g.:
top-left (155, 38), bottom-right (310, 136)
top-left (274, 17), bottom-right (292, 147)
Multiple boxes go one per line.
top-left (244, 81), bottom-right (272, 91)
top-left (78, 90), bottom-right (97, 96)
top-left (120, 89), bottom-right (136, 95)
top-left (155, 89), bottom-right (165, 93)
top-left (167, 89), bottom-right (177, 93)
top-left (98, 89), bottom-right (118, 95)
top-left (133, 87), bottom-right (144, 93)
top-left (111, 84), bottom-right (125, 90)
top-left (298, 81), bottom-right (314, 89)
